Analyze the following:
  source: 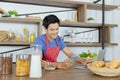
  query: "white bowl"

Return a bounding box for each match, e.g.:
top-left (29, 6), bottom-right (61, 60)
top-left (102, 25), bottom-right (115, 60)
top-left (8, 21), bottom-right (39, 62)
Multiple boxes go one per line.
top-left (44, 67), bottom-right (55, 71)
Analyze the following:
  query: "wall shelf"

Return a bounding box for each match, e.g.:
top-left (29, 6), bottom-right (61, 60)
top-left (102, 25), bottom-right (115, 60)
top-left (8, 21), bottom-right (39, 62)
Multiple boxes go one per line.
top-left (0, 42), bottom-right (117, 46)
top-left (0, 42), bottom-right (32, 46)
top-left (0, 17), bottom-right (41, 23)
top-left (1, 0), bottom-right (118, 11)
top-left (60, 21), bottom-right (118, 28)
top-left (65, 42), bottom-right (118, 47)
top-left (0, 18), bottom-right (117, 28)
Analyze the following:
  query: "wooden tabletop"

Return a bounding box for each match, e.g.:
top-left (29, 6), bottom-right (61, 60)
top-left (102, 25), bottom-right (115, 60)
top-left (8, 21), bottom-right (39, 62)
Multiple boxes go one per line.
top-left (0, 64), bottom-right (120, 80)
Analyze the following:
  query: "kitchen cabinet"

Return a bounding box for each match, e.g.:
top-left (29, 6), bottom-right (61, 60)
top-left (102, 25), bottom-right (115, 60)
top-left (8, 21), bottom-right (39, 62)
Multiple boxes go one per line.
top-left (1, 0), bottom-right (118, 46)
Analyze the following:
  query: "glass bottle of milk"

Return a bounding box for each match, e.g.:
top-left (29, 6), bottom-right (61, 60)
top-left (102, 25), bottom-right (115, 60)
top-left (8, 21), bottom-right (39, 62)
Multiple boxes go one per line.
top-left (29, 45), bottom-right (42, 78)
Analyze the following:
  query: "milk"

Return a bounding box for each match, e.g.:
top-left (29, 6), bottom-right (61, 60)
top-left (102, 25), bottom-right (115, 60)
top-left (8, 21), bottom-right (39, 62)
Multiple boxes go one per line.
top-left (29, 44), bottom-right (42, 78)
top-left (29, 54), bottom-right (42, 78)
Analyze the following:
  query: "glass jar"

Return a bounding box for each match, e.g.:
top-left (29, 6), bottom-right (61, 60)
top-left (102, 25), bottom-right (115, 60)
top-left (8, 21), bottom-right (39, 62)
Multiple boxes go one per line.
top-left (0, 54), bottom-right (12, 74)
top-left (30, 33), bottom-right (35, 43)
top-left (16, 54), bottom-right (30, 76)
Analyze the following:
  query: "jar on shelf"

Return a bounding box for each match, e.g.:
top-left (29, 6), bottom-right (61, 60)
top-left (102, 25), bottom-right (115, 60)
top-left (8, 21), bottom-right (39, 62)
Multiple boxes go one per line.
top-left (0, 54), bottom-right (12, 74)
top-left (30, 32), bottom-right (35, 43)
top-left (16, 54), bottom-right (30, 76)
top-left (23, 27), bottom-right (28, 42)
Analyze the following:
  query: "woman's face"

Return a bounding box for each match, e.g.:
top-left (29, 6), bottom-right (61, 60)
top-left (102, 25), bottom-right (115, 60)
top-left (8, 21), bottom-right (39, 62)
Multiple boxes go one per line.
top-left (45, 23), bottom-right (59, 41)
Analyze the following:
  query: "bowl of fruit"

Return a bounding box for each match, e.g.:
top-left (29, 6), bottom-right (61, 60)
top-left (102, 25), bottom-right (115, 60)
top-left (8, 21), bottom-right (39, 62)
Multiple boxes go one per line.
top-left (79, 50), bottom-right (97, 62)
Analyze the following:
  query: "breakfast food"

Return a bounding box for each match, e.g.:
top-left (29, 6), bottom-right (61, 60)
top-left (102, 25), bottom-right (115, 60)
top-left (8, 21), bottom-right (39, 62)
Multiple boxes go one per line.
top-left (44, 62), bottom-right (56, 71)
top-left (107, 59), bottom-right (120, 69)
top-left (91, 59), bottom-right (120, 69)
top-left (16, 59), bottom-right (30, 76)
top-left (92, 61), bottom-right (105, 68)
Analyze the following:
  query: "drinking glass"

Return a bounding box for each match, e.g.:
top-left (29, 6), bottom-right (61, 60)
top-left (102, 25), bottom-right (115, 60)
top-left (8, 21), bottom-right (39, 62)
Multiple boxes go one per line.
top-left (89, 32), bottom-right (93, 43)
top-left (80, 33), bottom-right (84, 43)
top-left (84, 33), bottom-right (89, 43)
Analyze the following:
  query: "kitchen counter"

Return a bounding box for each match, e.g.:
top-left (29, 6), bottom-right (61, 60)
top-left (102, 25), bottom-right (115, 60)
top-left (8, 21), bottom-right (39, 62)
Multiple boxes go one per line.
top-left (0, 63), bottom-right (120, 80)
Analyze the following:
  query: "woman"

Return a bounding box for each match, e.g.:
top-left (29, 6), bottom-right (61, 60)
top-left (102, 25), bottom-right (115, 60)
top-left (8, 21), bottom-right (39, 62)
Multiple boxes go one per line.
top-left (34, 14), bottom-right (87, 69)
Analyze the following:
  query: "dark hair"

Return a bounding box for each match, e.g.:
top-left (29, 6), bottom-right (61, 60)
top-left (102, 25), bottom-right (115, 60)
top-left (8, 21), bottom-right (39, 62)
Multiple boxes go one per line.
top-left (43, 15), bottom-right (60, 29)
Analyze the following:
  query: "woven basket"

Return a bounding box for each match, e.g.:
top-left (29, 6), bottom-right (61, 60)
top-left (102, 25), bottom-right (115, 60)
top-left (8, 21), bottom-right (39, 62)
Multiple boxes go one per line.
top-left (0, 31), bottom-right (9, 41)
top-left (0, 30), bottom-right (15, 42)
top-left (87, 63), bottom-right (120, 77)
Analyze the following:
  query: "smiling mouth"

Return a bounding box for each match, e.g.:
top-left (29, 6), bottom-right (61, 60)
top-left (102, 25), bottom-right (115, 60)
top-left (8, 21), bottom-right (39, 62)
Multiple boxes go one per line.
top-left (52, 34), bottom-right (57, 36)
top-left (52, 35), bottom-right (57, 37)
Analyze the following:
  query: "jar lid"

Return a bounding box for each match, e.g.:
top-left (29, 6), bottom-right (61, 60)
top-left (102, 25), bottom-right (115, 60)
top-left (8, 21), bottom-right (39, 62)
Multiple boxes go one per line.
top-left (16, 54), bottom-right (30, 59)
top-left (0, 54), bottom-right (12, 58)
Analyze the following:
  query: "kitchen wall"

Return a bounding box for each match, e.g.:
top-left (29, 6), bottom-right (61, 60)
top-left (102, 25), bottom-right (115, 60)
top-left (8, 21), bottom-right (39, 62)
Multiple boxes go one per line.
top-left (0, 0), bottom-right (120, 62)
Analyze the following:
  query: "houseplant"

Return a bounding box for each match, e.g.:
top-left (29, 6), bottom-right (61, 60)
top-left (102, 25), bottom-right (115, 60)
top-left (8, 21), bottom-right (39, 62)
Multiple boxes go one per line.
top-left (87, 17), bottom-right (94, 22)
top-left (8, 10), bottom-right (18, 17)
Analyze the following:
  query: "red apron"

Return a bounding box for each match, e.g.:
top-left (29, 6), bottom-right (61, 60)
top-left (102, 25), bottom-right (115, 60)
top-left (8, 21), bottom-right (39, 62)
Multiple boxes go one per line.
top-left (43, 34), bottom-right (60, 62)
